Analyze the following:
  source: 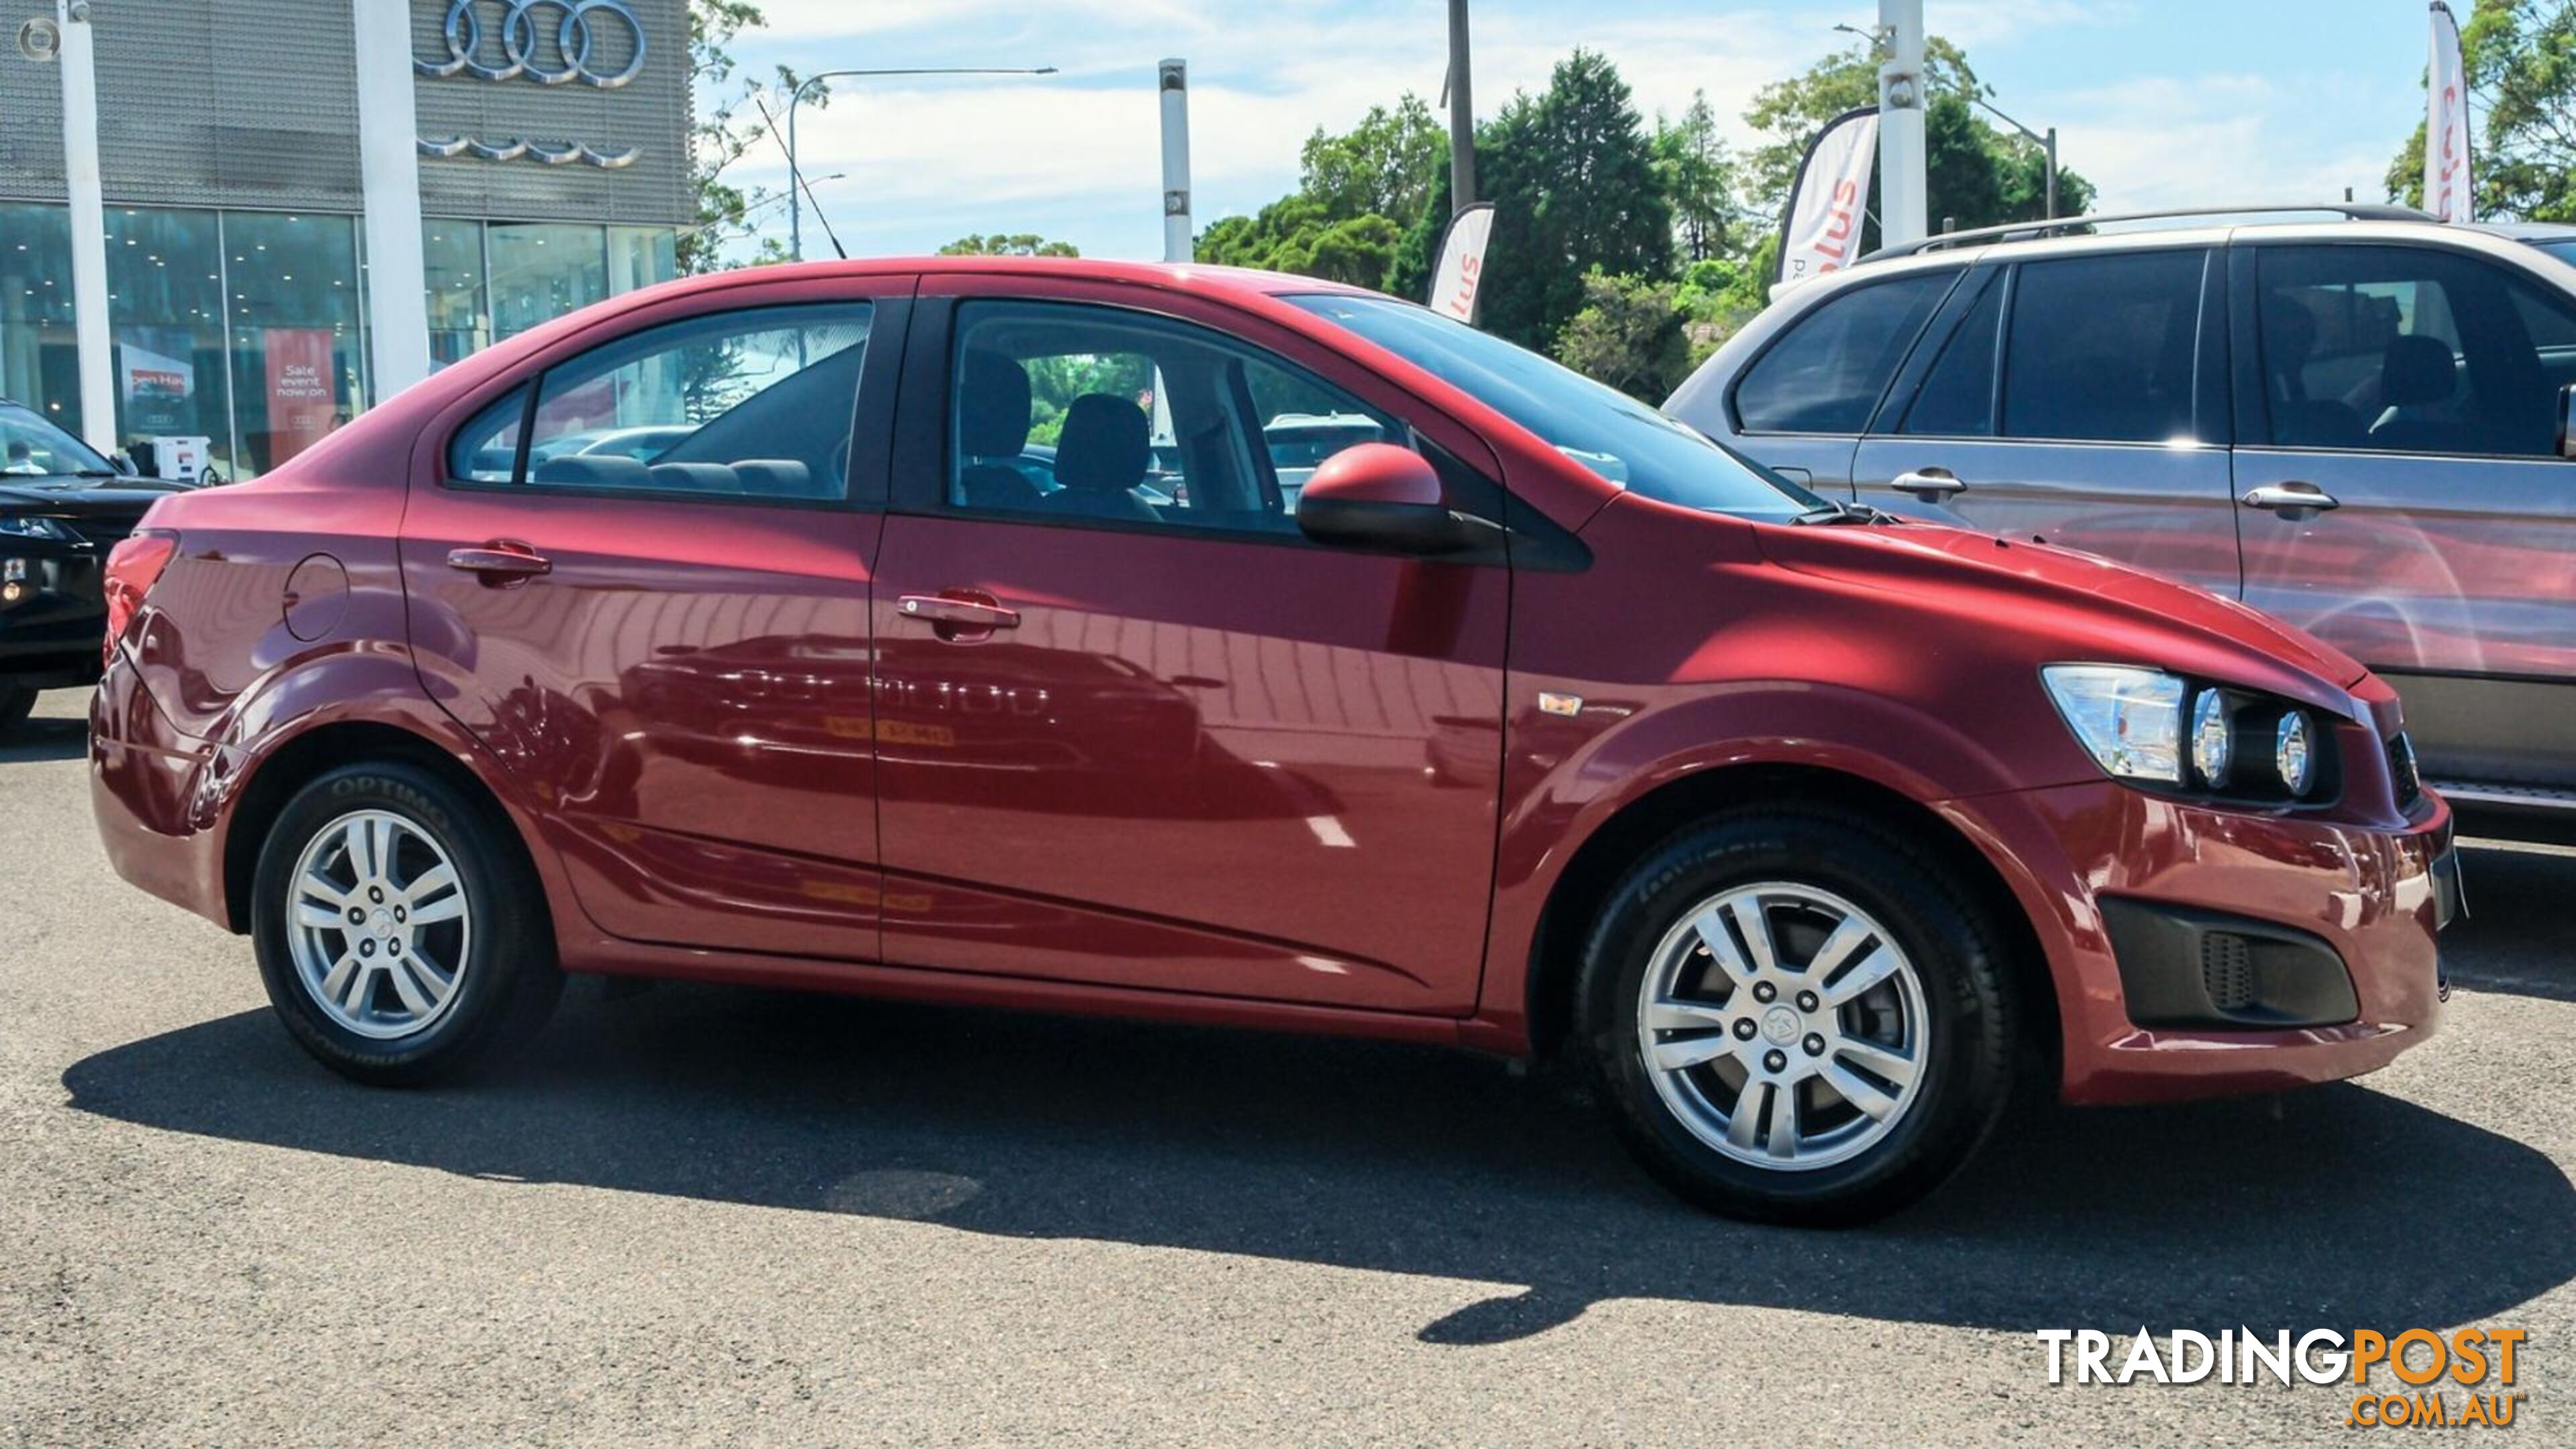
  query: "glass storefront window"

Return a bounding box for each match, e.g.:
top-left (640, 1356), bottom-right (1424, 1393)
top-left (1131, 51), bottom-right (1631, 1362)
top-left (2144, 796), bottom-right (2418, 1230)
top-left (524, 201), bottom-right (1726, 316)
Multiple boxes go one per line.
top-left (608, 225), bottom-right (678, 297)
top-left (489, 223), bottom-right (607, 341)
top-left (423, 220), bottom-right (488, 370)
top-left (0, 203), bottom-right (85, 441)
top-left (225, 211), bottom-right (365, 478)
top-left (105, 207), bottom-right (232, 480)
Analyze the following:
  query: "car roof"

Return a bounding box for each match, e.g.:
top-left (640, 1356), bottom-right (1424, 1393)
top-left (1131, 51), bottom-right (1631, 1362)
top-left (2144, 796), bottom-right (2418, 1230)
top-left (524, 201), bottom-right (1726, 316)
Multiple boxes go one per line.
top-left (644, 255), bottom-right (1377, 301)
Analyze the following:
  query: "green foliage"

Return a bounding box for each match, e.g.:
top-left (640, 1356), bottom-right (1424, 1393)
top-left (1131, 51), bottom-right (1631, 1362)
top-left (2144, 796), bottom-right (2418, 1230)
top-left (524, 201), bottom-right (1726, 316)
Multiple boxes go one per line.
top-left (1472, 50), bottom-right (1677, 350)
top-left (1654, 92), bottom-right (1752, 262)
top-left (938, 235), bottom-right (1081, 257)
top-left (1199, 196), bottom-right (1406, 288)
top-left (1554, 270), bottom-right (1690, 400)
top-left (1299, 95), bottom-right (1447, 231)
top-left (2387, 0), bottom-right (2576, 221)
top-left (1024, 353), bottom-right (1154, 446)
top-left (679, 0), bottom-right (818, 274)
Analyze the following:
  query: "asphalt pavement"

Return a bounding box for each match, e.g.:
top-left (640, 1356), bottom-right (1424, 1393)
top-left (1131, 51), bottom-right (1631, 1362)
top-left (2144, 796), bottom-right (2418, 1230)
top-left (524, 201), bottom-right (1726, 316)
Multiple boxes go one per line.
top-left (5, 689), bottom-right (2573, 1445)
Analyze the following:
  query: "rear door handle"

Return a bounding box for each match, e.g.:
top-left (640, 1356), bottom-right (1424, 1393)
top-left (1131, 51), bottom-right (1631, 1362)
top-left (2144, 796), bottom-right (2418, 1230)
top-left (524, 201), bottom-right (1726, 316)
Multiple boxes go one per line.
top-left (898, 593), bottom-right (1020, 631)
top-left (447, 542), bottom-right (551, 584)
top-left (1890, 467), bottom-right (1966, 501)
top-left (2240, 482), bottom-right (2341, 520)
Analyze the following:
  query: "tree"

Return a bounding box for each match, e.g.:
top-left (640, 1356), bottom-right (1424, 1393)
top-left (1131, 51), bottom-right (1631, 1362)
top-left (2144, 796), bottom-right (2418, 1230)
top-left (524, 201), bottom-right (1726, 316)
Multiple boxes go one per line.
top-left (1654, 92), bottom-right (1751, 262)
top-left (1742, 35), bottom-right (2093, 247)
top-left (1299, 95), bottom-right (1447, 231)
top-left (2387, 0), bottom-right (2576, 221)
top-left (679, 0), bottom-right (820, 274)
top-left (1199, 195), bottom-right (1405, 288)
top-left (1554, 271), bottom-right (1690, 400)
top-left (1470, 50), bottom-right (1677, 350)
top-left (938, 234), bottom-right (1080, 257)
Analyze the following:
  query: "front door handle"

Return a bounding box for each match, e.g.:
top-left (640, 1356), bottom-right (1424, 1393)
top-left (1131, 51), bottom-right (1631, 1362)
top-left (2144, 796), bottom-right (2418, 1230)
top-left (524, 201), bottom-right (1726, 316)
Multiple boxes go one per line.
top-left (447, 541), bottom-right (551, 585)
top-left (1890, 466), bottom-right (1966, 501)
top-left (2240, 482), bottom-right (2341, 521)
top-left (898, 592), bottom-right (1020, 636)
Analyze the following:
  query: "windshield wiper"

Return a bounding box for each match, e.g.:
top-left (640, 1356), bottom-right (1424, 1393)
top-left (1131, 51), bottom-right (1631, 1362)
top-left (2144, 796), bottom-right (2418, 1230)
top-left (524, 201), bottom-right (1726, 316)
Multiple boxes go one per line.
top-left (1790, 498), bottom-right (1896, 526)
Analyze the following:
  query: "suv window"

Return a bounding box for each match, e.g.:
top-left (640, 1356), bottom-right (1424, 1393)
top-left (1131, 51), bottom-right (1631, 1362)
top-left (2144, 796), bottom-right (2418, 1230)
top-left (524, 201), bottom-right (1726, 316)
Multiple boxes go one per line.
top-left (449, 302), bottom-right (872, 499)
top-left (2000, 250), bottom-right (2206, 443)
top-left (947, 300), bottom-right (1397, 535)
top-left (2253, 246), bottom-right (2576, 458)
top-left (1900, 272), bottom-right (2004, 437)
top-left (1733, 272), bottom-right (1951, 434)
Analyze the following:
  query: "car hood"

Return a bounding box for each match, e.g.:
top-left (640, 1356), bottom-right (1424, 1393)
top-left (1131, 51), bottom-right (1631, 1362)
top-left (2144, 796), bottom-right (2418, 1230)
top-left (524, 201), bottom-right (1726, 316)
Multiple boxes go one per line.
top-left (1756, 519), bottom-right (2371, 698)
top-left (0, 478), bottom-right (194, 513)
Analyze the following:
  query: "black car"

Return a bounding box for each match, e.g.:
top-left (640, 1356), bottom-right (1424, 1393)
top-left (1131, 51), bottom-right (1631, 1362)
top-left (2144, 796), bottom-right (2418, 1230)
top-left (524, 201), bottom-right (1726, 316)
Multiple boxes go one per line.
top-left (0, 401), bottom-right (196, 733)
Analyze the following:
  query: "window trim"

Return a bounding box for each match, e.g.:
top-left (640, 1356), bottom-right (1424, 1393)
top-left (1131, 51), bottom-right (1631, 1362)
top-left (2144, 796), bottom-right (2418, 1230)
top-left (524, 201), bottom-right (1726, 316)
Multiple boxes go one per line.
top-left (437, 297), bottom-right (905, 512)
top-left (1725, 267), bottom-right (1966, 438)
top-left (2233, 238), bottom-right (2576, 461)
top-left (896, 294), bottom-right (1506, 554)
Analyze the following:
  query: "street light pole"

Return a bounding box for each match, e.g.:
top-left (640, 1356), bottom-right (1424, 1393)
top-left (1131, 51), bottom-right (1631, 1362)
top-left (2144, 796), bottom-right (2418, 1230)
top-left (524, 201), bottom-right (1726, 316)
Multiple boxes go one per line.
top-left (1974, 95), bottom-right (2060, 221)
top-left (1446, 0), bottom-right (1474, 210)
top-left (786, 66), bottom-right (1058, 263)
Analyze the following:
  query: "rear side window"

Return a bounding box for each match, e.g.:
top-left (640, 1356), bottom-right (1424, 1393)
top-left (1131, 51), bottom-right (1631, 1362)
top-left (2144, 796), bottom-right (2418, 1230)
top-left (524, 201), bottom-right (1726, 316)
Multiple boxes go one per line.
top-left (1732, 272), bottom-right (1951, 434)
top-left (2000, 251), bottom-right (2206, 443)
top-left (447, 302), bottom-right (873, 500)
top-left (1900, 273), bottom-right (2004, 437)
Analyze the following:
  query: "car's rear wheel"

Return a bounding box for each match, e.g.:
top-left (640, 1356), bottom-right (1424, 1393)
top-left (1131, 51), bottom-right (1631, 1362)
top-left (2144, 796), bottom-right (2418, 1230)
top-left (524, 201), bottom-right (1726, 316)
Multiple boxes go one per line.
top-left (251, 761), bottom-right (559, 1085)
top-left (0, 686), bottom-right (34, 736)
top-left (1577, 806), bottom-right (2017, 1226)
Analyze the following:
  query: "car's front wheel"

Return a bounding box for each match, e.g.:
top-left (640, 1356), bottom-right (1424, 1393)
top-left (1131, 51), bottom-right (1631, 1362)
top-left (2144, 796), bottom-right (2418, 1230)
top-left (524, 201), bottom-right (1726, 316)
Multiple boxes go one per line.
top-left (251, 761), bottom-right (560, 1085)
top-left (1578, 806), bottom-right (2018, 1226)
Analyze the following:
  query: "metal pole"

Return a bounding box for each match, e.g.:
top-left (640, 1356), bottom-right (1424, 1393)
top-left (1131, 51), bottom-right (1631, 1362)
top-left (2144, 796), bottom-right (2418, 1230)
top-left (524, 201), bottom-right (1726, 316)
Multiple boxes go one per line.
top-left (1446, 0), bottom-right (1475, 209)
top-left (1159, 59), bottom-right (1191, 262)
top-left (2043, 126), bottom-right (2059, 221)
top-left (354, 0), bottom-right (431, 397)
top-left (1875, 0), bottom-right (1927, 250)
top-left (57, 0), bottom-right (113, 455)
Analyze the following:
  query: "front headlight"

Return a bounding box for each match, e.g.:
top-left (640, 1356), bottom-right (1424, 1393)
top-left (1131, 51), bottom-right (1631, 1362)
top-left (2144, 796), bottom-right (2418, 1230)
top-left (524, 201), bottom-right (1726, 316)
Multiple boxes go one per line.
top-left (2041, 665), bottom-right (2186, 784)
top-left (0, 515), bottom-right (74, 541)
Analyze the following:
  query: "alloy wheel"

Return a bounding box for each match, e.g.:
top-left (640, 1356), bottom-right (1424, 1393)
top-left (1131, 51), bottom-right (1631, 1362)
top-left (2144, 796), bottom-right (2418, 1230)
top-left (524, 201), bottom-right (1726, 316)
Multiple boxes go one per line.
top-left (285, 810), bottom-right (474, 1041)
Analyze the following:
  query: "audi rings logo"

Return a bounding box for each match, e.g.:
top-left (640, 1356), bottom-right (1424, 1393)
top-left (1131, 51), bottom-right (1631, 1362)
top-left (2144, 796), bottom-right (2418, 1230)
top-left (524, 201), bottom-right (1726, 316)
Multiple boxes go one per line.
top-left (417, 0), bottom-right (647, 89)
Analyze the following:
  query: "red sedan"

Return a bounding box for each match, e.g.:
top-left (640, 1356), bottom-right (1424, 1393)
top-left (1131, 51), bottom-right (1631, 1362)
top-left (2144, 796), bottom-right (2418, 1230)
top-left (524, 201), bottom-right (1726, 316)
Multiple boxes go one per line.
top-left (89, 258), bottom-right (2459, 1224)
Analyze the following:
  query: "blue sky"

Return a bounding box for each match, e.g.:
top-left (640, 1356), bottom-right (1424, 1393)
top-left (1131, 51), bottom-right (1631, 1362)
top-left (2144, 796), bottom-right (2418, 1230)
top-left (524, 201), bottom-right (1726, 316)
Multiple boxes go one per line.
top-left (728, 1), bottom-right (2447, 263)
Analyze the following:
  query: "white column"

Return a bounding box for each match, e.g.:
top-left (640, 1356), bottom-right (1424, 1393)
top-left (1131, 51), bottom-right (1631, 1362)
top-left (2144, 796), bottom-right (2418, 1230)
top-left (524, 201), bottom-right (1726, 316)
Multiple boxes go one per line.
top-left (353, 0), bottom-right (431, 398)
top-left (1158, 58), bottom-right (1192, 263)
top-left (56, 1), bottom-right (114, 455)
top-left (1876, 0), bottom-right (1927, 251)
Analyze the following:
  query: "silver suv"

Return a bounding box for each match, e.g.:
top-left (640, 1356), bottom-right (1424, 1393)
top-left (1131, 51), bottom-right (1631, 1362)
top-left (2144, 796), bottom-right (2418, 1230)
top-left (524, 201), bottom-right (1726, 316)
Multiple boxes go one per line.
top-left (1668, 205), bottom-right (2576, 832)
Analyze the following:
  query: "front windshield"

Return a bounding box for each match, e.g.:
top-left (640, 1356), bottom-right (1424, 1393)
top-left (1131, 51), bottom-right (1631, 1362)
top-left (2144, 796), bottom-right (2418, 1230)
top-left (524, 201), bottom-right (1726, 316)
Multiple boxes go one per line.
top-left (0, 405), bottom-right (113, 477)
top-left (2536, 239), bottom-right (2576, 266)
top-left (1285, 293), bottom-right (1826, 522)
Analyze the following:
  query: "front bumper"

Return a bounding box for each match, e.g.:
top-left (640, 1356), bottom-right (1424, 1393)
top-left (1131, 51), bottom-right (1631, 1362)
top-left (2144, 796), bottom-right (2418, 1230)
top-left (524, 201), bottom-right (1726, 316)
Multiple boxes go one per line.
top-left (0, 539), bottom-right (109, 686)
top-left (1949, 779), bottom-right (2451, 1105)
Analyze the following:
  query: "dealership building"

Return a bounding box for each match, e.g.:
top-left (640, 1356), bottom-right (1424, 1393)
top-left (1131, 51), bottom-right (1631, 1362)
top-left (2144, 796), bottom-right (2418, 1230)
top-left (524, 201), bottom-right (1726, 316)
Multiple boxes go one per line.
top-left (0, 0), bottom-right (690, 480)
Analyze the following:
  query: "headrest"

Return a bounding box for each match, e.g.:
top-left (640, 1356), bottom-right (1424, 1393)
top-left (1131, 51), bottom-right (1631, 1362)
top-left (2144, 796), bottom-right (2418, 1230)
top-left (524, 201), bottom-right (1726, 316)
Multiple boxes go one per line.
top-left (959, 350), bottom-right (1033, 457)
top-left (1053, 393), bottom-right (1151, 493)
top-left (2381, 335), bottom-right (2457, 407)
top-left (531, 454), bottom-right (651, 489)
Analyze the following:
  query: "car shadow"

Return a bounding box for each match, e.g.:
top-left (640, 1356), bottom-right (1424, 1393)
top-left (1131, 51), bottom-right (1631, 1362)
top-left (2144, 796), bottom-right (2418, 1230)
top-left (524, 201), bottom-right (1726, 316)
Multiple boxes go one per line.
top-left (2439, 843), bottom-right (2576, 1003)
top-left (0, 709), bottom-right (87, 764)
top-left (63, 986), bottom-right (2576, 1345)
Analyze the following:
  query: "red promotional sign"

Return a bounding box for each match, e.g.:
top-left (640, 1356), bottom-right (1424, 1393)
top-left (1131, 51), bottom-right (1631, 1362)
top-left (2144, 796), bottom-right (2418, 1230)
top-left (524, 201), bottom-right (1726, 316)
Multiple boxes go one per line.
top-left (264, 327), bottom-right (338, 466)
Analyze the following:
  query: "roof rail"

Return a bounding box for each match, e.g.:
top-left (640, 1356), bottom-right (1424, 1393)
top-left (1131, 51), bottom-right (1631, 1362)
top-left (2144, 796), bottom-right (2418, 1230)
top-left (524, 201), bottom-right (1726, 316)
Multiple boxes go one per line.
top-left (1870, 203), bottom-right (2436, 261)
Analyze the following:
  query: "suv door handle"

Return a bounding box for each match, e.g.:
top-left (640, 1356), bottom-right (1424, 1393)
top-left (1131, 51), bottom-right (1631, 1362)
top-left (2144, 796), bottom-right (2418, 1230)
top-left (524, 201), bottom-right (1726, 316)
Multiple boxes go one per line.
top-left (1890, 467), bottom-right (1966, 501)
top-left (2240, 482), bottom-right (2341, 520)
top-left (898, 593), bottom-right (1020, 633)
top-left (447, 541), bottom-right (551, 584)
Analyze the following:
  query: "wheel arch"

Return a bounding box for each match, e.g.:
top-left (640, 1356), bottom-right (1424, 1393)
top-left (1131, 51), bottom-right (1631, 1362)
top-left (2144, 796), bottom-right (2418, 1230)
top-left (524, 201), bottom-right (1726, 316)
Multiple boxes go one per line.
top-left (1515, 761), bottom-right (2058, 1083)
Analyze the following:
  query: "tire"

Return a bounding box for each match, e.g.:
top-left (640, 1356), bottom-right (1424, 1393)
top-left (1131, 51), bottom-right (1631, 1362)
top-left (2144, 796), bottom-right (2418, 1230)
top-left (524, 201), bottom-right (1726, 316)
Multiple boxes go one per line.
top-left (250, 760), bottom-right (561, 1085)
top-left (1576, 805), bottom-right (2017, 1227)
top-left (0, 686), bottom-right (33, 736)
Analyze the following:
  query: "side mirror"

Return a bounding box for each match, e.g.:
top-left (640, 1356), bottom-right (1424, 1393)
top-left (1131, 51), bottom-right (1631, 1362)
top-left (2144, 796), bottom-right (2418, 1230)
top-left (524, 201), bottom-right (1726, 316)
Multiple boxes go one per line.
top-left (2560, 383), bottom-right (2575, 460)
top-left (1295, 443), bottom-right (1472, 555)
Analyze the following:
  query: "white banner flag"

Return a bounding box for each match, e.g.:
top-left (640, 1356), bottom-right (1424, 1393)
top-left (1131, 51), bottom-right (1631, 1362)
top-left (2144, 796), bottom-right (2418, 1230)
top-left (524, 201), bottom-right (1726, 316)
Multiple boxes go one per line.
top-left (1428, 203), bottom-right (1495, 325)
top-left (1776, 107), bottom-right (1880, 289)
top-left (2426, 1), bottom-right (2473, 223)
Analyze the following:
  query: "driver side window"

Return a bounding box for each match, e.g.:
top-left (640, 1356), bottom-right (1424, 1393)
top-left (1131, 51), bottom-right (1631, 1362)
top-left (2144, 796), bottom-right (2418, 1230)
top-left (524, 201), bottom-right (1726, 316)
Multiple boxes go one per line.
top-left (945, 300), bottom-right (1397, 535)
top-left (448, 302), bottom-right (873, 500)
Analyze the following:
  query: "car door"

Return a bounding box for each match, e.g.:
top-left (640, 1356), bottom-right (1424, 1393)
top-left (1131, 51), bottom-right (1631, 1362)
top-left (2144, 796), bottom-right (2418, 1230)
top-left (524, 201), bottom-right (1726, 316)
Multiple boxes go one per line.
top-left (2230, 241), bottom-right (2576, 794)
top-left (403, 279), bottom-right (910, 959)
top-left (1676, 267), bottom-right (1960, 496)
top-left (867, 280), bottom-right (1510, 1012)
top-left (1851, 246), bottom-right (2243, 600)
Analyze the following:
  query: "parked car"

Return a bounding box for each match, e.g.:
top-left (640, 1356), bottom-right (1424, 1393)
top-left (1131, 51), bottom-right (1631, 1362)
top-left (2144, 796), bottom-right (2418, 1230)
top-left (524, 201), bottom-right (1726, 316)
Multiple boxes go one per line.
top-left (1668, 205), bottom-right (2576, 835)
top-left (91, 258), bottom-right (2457, 1224)
top-left (0, 400), bottom-right (197, 734)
